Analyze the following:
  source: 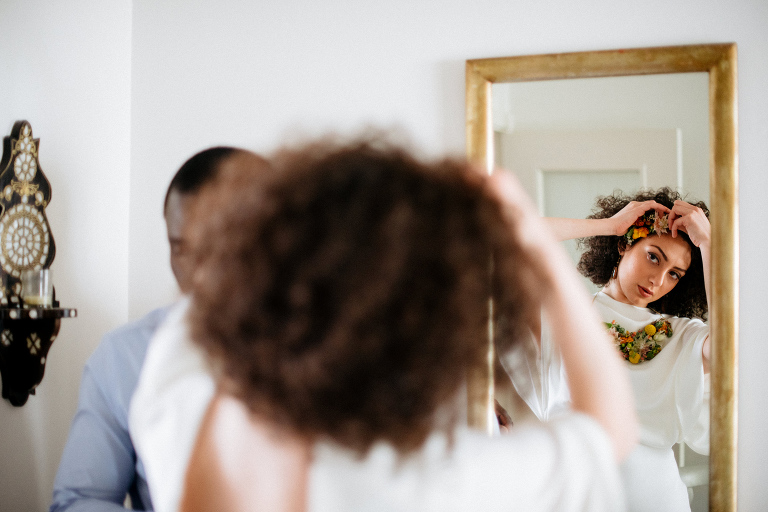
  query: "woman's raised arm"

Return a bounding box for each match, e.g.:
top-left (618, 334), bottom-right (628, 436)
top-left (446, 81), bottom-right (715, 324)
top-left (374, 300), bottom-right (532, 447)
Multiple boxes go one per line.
top-left (489, 171), bottom-right (638, 462)
top-left (546, 200), bottom-right (670, 241)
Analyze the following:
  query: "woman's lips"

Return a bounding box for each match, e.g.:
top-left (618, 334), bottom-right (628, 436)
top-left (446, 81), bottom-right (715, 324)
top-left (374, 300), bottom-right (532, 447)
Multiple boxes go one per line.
top-left (638, 285), bottom-right (653, 298)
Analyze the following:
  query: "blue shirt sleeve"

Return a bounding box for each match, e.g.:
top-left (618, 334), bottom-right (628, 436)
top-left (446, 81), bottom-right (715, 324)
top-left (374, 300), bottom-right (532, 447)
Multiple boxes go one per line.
top-left (50, 308), bottom-right (167, 511)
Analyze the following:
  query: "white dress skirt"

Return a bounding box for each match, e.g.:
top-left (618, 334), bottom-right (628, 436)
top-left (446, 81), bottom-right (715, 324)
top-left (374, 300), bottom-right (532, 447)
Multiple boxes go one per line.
top-left (500, 291), bottom-right (710, 512)
top-left (129, 299), bottom-right (627, 512)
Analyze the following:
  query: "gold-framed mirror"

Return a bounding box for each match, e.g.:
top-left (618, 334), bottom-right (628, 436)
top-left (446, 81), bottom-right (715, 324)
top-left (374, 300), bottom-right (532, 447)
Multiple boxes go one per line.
top-left (466, 44), bottom-right (737, 511)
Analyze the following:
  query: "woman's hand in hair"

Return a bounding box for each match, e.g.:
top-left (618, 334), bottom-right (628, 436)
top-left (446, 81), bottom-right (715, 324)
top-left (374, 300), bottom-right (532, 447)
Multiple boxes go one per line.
top-left (609, 200), bottom-right (670, 237)
top-left (668, 200), bottom-right (711, 248)
top-left (670, 200), bottom-right (712, 314)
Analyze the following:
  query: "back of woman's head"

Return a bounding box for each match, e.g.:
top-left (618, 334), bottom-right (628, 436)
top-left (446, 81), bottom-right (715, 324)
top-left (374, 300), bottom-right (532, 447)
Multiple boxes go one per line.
top-left (577, 187), bottom-right (709, 318)
top-left (187, 137), bottom-right (531, 454)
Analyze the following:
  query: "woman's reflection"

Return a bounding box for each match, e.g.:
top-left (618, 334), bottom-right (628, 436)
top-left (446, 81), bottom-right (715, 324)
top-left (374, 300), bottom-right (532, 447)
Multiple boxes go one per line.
top-left (501, 186), bottom-right (710, 512)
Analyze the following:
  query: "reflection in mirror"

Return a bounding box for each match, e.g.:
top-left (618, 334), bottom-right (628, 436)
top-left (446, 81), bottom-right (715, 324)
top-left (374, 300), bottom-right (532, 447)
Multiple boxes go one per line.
top-left (494, 74), bottom-right (711, 510)
top-left (466, 45), bottom-right (737, 512)
top-left (493, 73), bottom-right (709, 292)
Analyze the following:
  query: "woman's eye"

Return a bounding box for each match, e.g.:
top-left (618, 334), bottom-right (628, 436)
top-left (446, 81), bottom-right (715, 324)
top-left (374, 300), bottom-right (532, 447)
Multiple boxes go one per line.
top-left (669, 272), bottom-right (680, 281)
top-left (648, 253), bottom-right (659, 264)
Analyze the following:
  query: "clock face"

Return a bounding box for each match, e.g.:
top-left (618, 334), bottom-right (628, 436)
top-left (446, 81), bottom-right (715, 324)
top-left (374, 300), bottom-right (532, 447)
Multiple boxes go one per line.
top-left (0, 204), bottom-right (50, 277)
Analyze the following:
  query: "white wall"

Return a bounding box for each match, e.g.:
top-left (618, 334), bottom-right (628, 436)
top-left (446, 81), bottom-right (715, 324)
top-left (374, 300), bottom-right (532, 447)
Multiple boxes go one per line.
top-left (0, 1), bottom-right (132, 510)
top-left (2, 0), bottom-right (767, 510)
top-left (130, 8), bottom-right (768, 510)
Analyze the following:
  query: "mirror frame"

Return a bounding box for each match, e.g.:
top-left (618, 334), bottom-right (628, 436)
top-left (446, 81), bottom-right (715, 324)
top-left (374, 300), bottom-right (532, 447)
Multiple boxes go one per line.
top-left (466, 44), bottom-right (738, 511)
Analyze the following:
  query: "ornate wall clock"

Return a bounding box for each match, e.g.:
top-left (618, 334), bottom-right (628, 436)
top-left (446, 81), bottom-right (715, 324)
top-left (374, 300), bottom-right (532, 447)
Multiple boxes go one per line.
top-left (0, 121), bottom-right (54, 289)
top-left (0, 121), bottom-right (76, 406)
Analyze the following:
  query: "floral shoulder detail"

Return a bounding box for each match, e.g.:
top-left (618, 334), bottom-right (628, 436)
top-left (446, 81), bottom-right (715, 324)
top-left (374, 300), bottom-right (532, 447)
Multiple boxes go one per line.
top-left (605, 319), bottom-right (673, 364)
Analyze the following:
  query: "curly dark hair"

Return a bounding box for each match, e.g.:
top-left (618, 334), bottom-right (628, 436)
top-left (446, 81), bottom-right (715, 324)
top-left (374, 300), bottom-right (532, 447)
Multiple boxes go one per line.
top-left (577, 187), bottom-right (709, 319)
top-left (186, 138), bottom-right (534, 454)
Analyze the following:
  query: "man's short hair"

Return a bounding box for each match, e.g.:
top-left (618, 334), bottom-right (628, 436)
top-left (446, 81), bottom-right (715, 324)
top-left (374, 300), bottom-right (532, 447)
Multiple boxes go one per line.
top-left (164, 147), bottom-right (239, 213)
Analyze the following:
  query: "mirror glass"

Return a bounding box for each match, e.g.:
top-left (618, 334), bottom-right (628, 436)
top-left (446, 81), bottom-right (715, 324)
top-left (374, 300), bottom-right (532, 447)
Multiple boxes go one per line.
top-left (494, 73), bottom-right (711, 510)
top-left (467, 45), bottom-right (738, 512)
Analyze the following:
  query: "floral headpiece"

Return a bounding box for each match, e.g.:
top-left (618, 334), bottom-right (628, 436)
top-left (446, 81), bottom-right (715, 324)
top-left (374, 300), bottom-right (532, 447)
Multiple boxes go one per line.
top-left (624, 210), bottom-right (669, 246)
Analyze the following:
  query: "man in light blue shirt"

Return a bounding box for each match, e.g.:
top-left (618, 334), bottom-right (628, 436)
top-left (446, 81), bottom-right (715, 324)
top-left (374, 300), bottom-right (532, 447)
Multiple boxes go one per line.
top-left (50, 146), bottom-right (252, 511)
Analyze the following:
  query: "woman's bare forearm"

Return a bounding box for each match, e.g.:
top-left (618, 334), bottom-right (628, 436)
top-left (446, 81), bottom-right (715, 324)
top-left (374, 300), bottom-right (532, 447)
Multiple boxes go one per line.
top-left (489, 172), bottom-right (637, 462)
top-left (545, 217), bottom-right (617, 241)
top-left (546, 199), bottom-right (671, 242)
top-left (537, 239), bottom-right (638, 461)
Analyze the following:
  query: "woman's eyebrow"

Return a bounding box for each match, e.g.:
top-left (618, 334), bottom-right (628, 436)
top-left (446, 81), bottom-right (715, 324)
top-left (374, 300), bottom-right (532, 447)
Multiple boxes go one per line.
top-left (651, 245), bottom-right (668, 261)
top-left (651, 244), bottom-right (688, 273)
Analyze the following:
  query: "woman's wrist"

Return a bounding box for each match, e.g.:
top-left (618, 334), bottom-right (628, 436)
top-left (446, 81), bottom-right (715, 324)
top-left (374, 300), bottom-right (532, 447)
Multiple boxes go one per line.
top-left (607, 217), bottom-right (625, 237)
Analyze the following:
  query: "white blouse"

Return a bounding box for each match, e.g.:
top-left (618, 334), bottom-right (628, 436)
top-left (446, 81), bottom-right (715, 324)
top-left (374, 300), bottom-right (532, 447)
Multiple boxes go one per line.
top-left (130, 300), bottom-right (626, 512)
top-left (501, 291), bottom-right (710, 511)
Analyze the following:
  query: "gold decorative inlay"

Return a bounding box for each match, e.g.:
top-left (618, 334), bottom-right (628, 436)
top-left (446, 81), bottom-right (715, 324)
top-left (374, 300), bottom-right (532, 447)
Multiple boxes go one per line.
top-left (11, 179), bottom-right (39, 198)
